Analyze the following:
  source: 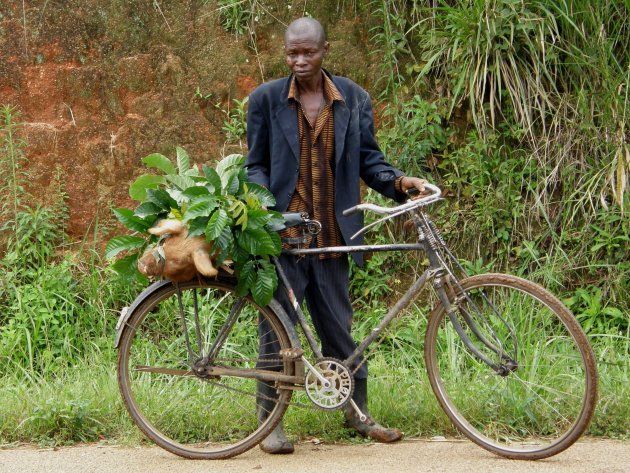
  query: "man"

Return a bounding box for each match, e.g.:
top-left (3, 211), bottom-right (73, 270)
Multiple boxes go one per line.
top-left (245, 17), bottom-right (427, 454)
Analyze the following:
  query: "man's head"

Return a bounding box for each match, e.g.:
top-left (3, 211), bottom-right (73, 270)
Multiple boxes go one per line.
top-left (284, 17), bottom-right (329, 83)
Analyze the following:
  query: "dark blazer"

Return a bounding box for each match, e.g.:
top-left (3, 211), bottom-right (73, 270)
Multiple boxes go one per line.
top-left (245, 71), bottom-right (406, 265)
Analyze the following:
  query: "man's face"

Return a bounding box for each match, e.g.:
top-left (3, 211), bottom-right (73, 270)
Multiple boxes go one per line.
top-left (284, 30), bottom-right (329, 82)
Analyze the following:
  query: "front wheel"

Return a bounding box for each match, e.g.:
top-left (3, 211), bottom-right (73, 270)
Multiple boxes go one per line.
top-left (117, 278), bottom-right (294, 459)
top-left (425, 273), bottom-right (597, 460)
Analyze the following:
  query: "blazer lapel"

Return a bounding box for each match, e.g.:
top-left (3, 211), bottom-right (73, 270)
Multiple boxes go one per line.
top-left (331, 74), bottom-right (350, 163)
top-left (274, 105), bottom-right (300, 163)
top-left (334, 100), bottom-right (350, 163)
top-left (273, 77), bottom-right (300, 163)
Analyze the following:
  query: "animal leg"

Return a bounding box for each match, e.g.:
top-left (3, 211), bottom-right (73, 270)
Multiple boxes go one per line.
top-left (193, 247), bottom-right (218, 277)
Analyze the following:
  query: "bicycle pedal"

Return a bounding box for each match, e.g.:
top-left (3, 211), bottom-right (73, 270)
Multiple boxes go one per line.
top-left (279, 347), bottom-right (304, 359)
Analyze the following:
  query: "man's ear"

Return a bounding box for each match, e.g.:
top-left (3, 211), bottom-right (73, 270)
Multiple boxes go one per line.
top-left (323, 41), bottom-right (330, 56)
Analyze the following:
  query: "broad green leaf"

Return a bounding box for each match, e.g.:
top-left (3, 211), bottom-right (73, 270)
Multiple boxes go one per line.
top-left (142, 153), bottom-right (176, 174)
top-left (166, 188), bottom-right (184, 205)
top-left (166, 174), bottom-right (196, 190)
top-left (249, 228), bottom-right (280, 255)
top-left (206, 208), bottom-right (229, 241)
top-left (246, 183), bottom-right (277, 208)
top-left (187, 216), bottom-right (210, 237)
top-left (230, 238), bottom-right (250, 262)
top-left (134, 201), bottom-right (163, 218)
top-left (266, 211), bottom-right (286, 231)
top-left (189, 194), bottom-right (219, 208)
top-left (113, 208), bottom-right (152, 233)
top-left (237, 168), bottom-right (249, 193)
top-left (183, 164), bottom-right (201, 178)
top-left (229, 200), bottom-right (248, 228)
top-left (202, 165), bottom-right (222, 194)
top-left (235, 260), bottom-right (257, 296)
top-left (237, 228), bottom-right (279, 255)
top-left (245, 193), bottom-right (261, 209)
top-left (182, 186), bottom-right (211, 200)
top-left (146, 188), bottom-right (178, 210)
top-left (129, 174), bottom-right (165, 201)
top-left (225, 173), bottom-right (240, 195)
top-left (105, 235), bottom-right (146, 259)
top-left (213, 226), bottom-right (234, 265)
top-left (112, 254), bottom-right (147, 284)
top-left (216, 154), bottom-right (245, 177)
top-left (183, 199), bottom-right (219, 223)
top-left (268, 231), bottom-right (282, 253)
top-left (251, 260), bottom-right (278, 306)
top-left (176, 146), bottom-right (190, 175)
top-left (247, 209), bottom-right (270, 229)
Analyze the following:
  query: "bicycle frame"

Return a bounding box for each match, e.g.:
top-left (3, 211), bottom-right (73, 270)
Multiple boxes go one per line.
top-left (155, 195), bottom-right (518, 392)
top-left (273, 207), bottom-right (515, 380)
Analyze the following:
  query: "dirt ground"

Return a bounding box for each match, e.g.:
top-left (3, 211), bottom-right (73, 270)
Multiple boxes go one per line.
top-left (0, 438), bottom-right (627, 473)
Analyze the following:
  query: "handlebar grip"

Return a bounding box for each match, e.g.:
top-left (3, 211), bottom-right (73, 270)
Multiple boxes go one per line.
top-left (407, 182), bottom-right (441, 199)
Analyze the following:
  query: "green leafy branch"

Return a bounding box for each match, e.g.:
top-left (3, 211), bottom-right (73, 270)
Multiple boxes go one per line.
top-left (107, 147), bottom-right (284, 306)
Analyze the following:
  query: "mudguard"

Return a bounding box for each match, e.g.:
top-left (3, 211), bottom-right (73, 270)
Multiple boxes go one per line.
top-left (114, 279), bottom-right (301, 351)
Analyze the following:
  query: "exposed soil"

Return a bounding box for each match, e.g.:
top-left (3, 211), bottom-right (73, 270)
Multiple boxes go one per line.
top-left (0, 439), bottom-right (628, 473)
top-left (0, 1), bottom-right (378, 241)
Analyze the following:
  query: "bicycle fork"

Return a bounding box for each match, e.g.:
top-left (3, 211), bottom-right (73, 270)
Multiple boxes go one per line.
top-left (432, 272), bottom-right (518, 376)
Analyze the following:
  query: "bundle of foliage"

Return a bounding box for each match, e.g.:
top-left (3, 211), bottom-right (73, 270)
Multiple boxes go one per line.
top-left (106, 148), bottom-right (284, 305)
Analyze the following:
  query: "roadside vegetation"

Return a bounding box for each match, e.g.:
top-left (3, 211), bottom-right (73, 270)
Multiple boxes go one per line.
top-left (1, 0), bottom-right (628, 446)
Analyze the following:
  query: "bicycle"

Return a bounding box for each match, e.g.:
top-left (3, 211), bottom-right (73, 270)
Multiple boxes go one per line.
top-left (114, 184), bottom-right (598, 461)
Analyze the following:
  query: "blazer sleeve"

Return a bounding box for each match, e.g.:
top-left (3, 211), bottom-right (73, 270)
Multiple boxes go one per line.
top-left (245, 92), bottom-right (270, 189)
top-left (357, 93), bottom-right (406, 203)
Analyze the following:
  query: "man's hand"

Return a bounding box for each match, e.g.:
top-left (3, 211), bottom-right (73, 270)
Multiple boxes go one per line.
top-left (400, 177), bottom-right (429, 197)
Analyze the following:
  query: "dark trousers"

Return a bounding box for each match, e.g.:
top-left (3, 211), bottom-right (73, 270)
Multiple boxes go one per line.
top-left (259, 253), bottom-right (368, 379)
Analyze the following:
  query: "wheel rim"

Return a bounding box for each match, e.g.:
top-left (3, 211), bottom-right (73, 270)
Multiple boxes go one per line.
top-left (118, 281), bottom-right (292, 459)
top-left (426, 275), bottom-right (597, 459)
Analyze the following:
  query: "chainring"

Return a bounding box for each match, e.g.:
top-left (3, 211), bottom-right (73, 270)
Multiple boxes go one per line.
top-left (304, 357), bottom-right (354, 409)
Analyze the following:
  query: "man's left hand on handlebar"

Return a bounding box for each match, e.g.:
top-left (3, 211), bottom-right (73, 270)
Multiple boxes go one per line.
top-left (400, 177), bottom-right (430, 198)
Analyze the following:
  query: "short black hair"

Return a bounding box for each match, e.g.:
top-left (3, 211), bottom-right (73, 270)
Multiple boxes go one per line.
top-left (284, 17), bottom-right (326, 46)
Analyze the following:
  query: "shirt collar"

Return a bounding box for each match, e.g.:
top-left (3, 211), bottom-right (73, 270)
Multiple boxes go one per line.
top-left (287, 71), bottom-right (344, 105)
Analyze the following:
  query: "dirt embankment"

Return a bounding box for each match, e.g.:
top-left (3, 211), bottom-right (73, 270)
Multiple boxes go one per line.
top-left (0, 1), bottom-right (375, 240)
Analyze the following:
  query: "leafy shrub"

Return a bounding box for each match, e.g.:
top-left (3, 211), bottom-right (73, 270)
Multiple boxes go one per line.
top-left (378, 95), bottom-right (449, 176)
top-left (107, 149), bottom-right (284, 305)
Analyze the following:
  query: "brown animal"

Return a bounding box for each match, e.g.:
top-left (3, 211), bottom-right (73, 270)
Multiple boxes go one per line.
top-left (137, 219), bottom-right (219, 282)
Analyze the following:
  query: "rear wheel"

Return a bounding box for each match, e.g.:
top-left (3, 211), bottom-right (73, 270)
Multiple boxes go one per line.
top-left (425, 273), bottom-right (597, 459)
top-left (117, 279), bottom-right (294, 459)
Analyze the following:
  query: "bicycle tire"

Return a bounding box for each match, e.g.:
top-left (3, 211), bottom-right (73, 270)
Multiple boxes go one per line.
top-left (117, 278), bottom-right (294, 459)
top-left (424, 273), bottom-right (597, 460)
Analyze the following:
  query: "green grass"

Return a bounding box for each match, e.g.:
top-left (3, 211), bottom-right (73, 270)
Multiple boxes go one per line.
top-left (2, 329), bottom-right (627, 447)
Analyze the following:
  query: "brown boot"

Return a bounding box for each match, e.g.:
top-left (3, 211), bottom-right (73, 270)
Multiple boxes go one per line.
top-left (344, 378), bottom-right (402, 443)
top-left (257, 381), bottom-right (294, 454)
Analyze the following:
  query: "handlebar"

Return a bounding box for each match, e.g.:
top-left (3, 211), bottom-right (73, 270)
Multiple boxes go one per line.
top-left (342, 183), bottom-right (442, 240)
top-left (342, 183), bottom-right (442, 217)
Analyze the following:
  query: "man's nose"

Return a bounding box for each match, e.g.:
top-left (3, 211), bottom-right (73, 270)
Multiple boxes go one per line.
top-left (295, 54), bottom-right (307, 65)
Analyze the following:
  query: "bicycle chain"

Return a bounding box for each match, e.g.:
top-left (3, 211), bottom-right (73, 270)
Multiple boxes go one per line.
top-left (191, 358), bottom-right (318, 411)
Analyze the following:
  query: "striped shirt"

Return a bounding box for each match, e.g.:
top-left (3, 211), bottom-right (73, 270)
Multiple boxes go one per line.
top-left (282, 73), bottom-right (344, 258)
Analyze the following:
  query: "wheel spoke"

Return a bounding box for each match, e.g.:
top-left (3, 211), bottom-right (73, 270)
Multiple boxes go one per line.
top-left (425, 274), bottom-right (597, 460)
top-left (118, 279), bottom-right (294, 459)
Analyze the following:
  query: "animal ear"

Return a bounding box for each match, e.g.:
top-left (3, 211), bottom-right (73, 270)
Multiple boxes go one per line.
top-left (193, 248), bottom-right (218, 277)
top-left (148, 219), bottom-right (186, 236)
